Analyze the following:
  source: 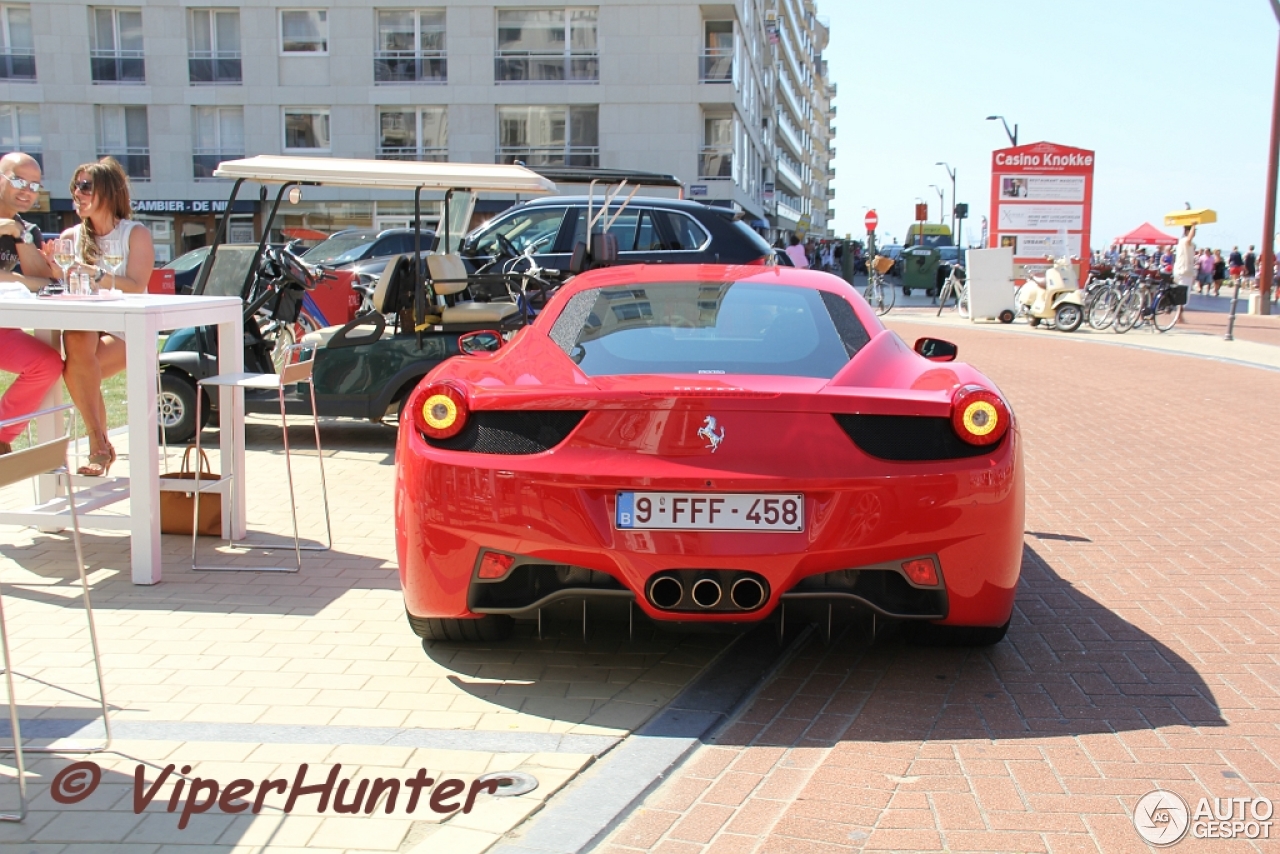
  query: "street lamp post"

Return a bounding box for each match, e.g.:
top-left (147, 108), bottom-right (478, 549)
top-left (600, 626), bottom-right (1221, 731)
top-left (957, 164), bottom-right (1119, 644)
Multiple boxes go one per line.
top-left (1257, 0), bottom-right (1280, 317)
top-left (936, 162), bottom-right (956, 237)
top-left (930, 185), bottom-right (945, 224)
top-left (986, 115), bottom-right (1018, 147)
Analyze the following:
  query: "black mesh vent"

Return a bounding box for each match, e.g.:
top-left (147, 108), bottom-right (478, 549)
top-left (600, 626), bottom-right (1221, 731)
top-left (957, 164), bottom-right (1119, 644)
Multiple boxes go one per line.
top-left (426, 411), bottom-right (587, 454)
top-left (820, 290), bottom-right (872, 357)
top-left (834, 414), bottom-right (999, 461)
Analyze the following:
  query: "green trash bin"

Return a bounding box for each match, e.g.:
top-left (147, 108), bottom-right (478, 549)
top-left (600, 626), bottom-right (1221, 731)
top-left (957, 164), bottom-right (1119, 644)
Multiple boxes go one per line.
top-left (900, 245), bottom-right (940, 296)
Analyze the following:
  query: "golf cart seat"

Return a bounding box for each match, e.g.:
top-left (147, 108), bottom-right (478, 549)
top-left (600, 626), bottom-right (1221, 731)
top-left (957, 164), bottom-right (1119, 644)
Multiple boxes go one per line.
top-left (429, 254), bottom-right (519, 325)
top-left (301, 253), bottom-right (413, 348)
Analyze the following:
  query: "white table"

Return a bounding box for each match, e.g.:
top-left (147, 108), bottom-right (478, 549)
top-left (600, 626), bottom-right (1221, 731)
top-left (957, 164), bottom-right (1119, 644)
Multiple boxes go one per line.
top-left (0, 293), bottom-right (245, 584)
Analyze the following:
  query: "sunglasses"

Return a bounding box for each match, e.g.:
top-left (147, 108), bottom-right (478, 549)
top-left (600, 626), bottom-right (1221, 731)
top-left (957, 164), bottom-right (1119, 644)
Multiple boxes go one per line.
top-left (3, 173), bottom-right (43, 193)
top-left (73, 179), bottom-right (94, 194)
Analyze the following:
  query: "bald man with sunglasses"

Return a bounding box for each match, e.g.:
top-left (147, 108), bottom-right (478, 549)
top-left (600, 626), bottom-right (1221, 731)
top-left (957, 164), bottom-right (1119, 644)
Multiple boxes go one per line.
top-left (0, 151), bottom-right (62, 454)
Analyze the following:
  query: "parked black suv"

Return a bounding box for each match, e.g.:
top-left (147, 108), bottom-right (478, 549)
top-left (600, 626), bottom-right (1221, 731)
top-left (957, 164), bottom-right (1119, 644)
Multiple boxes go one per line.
top-left (460, 196), bottom-right (773, 272)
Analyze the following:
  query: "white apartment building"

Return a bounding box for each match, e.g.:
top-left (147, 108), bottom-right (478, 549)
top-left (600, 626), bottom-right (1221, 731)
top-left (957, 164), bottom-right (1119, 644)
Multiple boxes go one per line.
top-left (0, 0), bottom-right (835, 261)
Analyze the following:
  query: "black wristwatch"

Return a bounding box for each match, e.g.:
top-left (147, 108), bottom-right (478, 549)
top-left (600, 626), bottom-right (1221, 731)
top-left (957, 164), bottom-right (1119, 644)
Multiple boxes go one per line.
top-left (93, 266), bottom-right (105, 283)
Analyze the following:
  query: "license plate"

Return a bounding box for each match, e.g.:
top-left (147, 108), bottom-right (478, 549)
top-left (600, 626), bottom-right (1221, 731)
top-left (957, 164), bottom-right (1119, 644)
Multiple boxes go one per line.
top-left (615, 492), bottom-right (804, 532)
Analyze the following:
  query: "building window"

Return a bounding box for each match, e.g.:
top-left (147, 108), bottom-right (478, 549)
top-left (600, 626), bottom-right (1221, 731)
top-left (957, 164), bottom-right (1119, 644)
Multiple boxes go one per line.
top-left (96, 105), bottom-right (149, 180)
top-left (377, 107), bottom-right (446, 161)
top-left (700, 114), bottom-right (733, 179)
top-left (495, 8), bottom-right (597, 83)
top-left (0, 5), bottom-right (34, 81)
top-left (701, 20), bottom-right (732, 83)
top-left (189, 9), bottom-right (241, 84)
top-left (0, 104), bottom-right (40, 167)
top-left (283, 108), bottom-right (330, 151)
top-left (193, 106), bottom-right (244, 178)
top-left (496, 105), bottom-right (597, 167)
top-left (90, 7), bottom-right (144, 83)
top-left (280, 9), bottom-right (327, 54)
top-left (375, 9), bottom-right (445, 83)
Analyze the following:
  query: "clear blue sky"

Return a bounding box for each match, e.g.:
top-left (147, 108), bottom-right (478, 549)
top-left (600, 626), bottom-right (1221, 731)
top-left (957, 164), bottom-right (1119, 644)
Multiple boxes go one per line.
top-left (825, 0), bottom-right (1278, 252)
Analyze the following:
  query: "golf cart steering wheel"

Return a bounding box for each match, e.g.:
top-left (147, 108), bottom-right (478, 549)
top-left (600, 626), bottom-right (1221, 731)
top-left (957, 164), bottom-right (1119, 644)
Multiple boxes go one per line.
top-left (495, 233), bottom-right (519, 258)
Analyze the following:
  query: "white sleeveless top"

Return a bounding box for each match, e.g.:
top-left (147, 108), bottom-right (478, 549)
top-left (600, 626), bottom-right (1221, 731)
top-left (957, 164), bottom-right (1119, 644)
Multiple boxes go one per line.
top-left (69, 219), bottom-right (142, 272)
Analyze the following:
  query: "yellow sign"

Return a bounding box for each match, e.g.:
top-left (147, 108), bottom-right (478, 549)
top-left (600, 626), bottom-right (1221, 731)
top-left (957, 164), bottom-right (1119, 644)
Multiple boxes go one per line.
top-left (1164, 208), bottom-right (1217, 227)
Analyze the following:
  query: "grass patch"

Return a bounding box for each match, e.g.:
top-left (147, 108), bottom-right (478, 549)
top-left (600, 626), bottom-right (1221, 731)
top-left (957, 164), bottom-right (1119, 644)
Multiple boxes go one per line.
top-left (1, 371), bottom-right (130, 450)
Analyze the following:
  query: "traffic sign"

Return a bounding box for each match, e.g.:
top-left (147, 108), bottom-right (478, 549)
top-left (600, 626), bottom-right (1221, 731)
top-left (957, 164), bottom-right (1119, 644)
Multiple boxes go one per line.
top-left (864, 209), bottom-right (879, 231)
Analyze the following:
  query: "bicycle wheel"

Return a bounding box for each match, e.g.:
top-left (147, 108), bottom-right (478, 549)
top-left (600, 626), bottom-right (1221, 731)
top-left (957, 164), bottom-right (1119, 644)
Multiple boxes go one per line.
top-left (1087, 286), bottom-right (1119, 330)
top-left (1152, 292), bottom-right (1180, 332)
top-left (1113, 290), bottom-right (1141, 333)
top-left (864, 276), bottom-right (893, 316)
top-left (958, 284), bottom-right (970, 318)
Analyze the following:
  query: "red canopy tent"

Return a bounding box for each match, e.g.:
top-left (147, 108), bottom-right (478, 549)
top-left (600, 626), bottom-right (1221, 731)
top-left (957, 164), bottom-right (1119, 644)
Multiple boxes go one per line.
top-left (1114, 222), bottom-right (1177, 247)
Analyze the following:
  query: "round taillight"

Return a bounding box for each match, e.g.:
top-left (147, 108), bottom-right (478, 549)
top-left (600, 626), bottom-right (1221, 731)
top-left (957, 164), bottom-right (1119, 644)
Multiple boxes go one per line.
top-left (414, 383), bottom-right (468, 439)
top-left (951, 385), bottom-right (1009, 446)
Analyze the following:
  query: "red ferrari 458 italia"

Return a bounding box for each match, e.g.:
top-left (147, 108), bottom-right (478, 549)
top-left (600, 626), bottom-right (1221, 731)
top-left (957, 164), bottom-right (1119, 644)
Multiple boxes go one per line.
top-left (395, 264), bottom-right (1023, 644)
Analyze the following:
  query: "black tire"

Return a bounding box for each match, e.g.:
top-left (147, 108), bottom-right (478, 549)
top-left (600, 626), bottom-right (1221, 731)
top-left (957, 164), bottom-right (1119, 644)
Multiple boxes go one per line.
top-left (1114, 290), bottom-right (1141, 333)
top-left (902, 287), bottom-right (911, 296)
top-left (905, 618), bottom-right (1010, 647)
top-left (998, 309), bottom-right (1014, 324)
top-left (408, 612), bottom-right (514, 642)
top-left (1087, 287), bottom-right (1119, 329)
top-left (1028, 316), bottom-right (1041, 328)
top-left (158, 372), bottom-right (209, 445)
top-left (1055, 303), bottom-right (1083, 332)
top-left (1152, 292), bottom-right (1180, 332)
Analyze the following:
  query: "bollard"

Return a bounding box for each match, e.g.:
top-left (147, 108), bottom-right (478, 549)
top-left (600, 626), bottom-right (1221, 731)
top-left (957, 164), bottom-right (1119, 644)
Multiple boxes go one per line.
top-left (1225, 277), bottom-right (1243, 341)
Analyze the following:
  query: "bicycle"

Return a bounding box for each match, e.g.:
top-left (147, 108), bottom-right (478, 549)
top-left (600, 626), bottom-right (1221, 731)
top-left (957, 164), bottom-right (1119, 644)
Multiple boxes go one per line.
top-left (936, 267), bottom-right (968, 318)
top-left (1114, 270), bottom-right (1180, 334)
top-left (863, 255), bottom-right (896, 316)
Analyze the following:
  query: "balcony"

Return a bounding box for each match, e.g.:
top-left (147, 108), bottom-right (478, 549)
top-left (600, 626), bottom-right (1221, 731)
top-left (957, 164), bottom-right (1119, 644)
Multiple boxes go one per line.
top-left (99, 148), bottom-right (149, 180)
top-left (374, 51), bottom-right (447, 84)
top-left (188, 52), bottom-right (242, 84)
top-left (193, 149), bottom-right (244, 179)
top-left (698, 146), bottom-right (733, 179)
top-left (496, 146), bottom-right (599, 167)
top-left (776, 115), bottom-right (804, 157)
top-left (495, 51), bottom-right (598, 83)
top-left (91, 50), bottom-right (145, 84)
top-left (0, 49), bottom-right (35, 81)
top-left (775, 158), bottom-right (802, 193)
top-left (377, 146), bottom-right (448, 162)
top-left (699, 47), bottom-right (733, 83)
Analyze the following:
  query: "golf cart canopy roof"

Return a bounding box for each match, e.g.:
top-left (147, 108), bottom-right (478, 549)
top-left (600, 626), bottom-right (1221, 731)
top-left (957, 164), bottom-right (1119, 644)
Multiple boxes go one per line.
top-left (531, 166), bottom-right (684, 190)
top-left (212, 155), bottom-right (557, 194)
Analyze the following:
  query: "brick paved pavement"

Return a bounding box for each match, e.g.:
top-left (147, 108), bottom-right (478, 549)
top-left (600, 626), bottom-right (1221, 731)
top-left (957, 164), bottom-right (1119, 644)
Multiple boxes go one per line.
top-left (598, 319), bottom-right (1280, 854)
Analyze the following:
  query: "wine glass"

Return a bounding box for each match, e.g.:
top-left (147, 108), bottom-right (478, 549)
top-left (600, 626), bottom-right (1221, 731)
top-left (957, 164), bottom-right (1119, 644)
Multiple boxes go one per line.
top-left (51, 238), bottom-right (76, 292)
top-left (101, 238), bottom-right (122, 292)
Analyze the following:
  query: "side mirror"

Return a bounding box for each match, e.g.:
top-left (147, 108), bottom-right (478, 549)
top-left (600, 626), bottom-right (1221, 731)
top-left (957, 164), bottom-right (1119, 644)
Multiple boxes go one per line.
top-left (913, 337), bottom-right (957, 362)
top-left (458, 329), bottom-right (504, 355)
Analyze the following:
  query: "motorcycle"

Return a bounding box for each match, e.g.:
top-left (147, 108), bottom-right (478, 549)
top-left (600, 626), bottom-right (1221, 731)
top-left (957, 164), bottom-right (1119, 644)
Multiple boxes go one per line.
top-left (158, 244), bottom-right (328, 443)
top-left (1015, 256), bottom-right (1085, 332)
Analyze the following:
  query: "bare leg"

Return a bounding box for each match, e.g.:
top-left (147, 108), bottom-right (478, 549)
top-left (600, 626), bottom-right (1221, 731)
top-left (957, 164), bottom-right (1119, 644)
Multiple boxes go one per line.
top-left (62, 331), bottom-right (125, 474)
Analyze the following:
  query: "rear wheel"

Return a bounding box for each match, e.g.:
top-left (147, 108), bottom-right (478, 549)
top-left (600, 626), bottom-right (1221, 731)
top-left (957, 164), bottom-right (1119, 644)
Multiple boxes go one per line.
top-left (998, 309), bottom-right (1014, 324)
top-left (407, 612), bottom-right (514, 642)
top-left (1114, 291), bottom-right (1141, 333)
top-left (1055, 303), bottom-right (1083, 332)
top-left (863, 277), bottom-right (895, 315)
top-left (1087, 287), bottom-right (1119, 329)
top-left (1152, 292), bottom-right (1180, 332)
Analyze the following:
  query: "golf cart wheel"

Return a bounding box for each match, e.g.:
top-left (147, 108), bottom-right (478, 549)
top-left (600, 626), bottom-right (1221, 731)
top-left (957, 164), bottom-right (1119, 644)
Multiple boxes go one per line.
top-left (408, 612), bottom-right (513, 643)
top-left (998, 309), bottom-right (1015, 324)
top-left (158, 372), bottom-right (209, 445)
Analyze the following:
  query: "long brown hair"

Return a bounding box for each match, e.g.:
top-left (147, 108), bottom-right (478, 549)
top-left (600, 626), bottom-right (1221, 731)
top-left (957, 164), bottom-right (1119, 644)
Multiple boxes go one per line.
top-left (69, 156), bottom-right (132, 264)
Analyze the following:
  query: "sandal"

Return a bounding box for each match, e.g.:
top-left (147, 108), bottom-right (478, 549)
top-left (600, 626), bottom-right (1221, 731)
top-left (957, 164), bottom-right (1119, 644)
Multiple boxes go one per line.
top-left (78, 444), bottom-right (116, 477)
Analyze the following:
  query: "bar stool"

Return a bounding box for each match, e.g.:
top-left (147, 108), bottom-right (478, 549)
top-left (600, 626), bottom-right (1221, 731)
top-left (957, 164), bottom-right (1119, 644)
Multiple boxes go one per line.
top-left (0, 404), bottom-right (113, 823)
top-left (190, 344), bottom-right (331, 572)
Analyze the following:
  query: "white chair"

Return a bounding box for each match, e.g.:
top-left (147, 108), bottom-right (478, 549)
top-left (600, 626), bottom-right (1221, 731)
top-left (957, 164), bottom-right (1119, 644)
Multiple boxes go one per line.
top-left (0, 404), bottom-right (113, 823)
top-left (190, 344), bottom-right (331, 572)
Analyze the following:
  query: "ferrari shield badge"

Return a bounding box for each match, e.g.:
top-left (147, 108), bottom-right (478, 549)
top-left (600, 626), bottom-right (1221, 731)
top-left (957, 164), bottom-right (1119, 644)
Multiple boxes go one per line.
top-left (697, 416), bottom-right (726, 453)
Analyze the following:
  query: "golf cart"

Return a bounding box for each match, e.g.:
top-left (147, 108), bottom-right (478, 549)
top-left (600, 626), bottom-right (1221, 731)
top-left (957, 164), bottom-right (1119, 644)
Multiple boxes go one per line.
top-left (157, 156), bottom-right (557, 443)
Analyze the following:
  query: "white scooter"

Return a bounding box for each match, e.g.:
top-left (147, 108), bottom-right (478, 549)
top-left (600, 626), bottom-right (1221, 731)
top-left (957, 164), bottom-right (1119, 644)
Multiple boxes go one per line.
top-left (1015, 256), bottom-right (1085, 332)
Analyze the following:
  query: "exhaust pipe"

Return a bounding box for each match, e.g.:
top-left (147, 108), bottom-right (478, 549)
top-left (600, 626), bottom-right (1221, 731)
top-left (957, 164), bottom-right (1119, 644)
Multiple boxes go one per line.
top-left (649, 576), bottom-right (684, 610)
top-left (730, 576), bottom-right (767, 611)
top-left (691, 578), bottom-right (723, 609)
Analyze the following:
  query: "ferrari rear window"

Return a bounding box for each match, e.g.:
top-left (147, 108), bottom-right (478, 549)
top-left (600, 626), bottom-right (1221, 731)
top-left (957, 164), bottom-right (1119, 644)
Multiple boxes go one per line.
top-left (549, 282), bottom-right (868, 378)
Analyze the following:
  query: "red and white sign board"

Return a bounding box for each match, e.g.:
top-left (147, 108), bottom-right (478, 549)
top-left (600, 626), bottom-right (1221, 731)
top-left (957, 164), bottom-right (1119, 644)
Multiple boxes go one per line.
top-left (864, 210), bottom-right (878, 232)
top-left (988, 141), bottom-right (1094, 282)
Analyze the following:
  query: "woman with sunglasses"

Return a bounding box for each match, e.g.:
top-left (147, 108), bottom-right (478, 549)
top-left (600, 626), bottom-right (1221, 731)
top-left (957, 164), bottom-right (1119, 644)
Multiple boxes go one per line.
top-left (53, 157), bottom-right (154, 476)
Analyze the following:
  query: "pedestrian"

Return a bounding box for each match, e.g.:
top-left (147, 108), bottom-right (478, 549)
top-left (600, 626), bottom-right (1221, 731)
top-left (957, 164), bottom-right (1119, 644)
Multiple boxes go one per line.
top-left (1212, 249), bottom-right (1226, 296)
top-left (1244, 245), bottom-right (1257, 285)
top-left (1196, 248), bottom-right (1214, 294)
top-left (1228, 245), bottom-right (1245, 283)
top-left (0, 150), bottom-right (63, 455)
top-left (1172, 225), bottom-right (1195, 324)
top-left (784, 233), bottom-right (808, 269)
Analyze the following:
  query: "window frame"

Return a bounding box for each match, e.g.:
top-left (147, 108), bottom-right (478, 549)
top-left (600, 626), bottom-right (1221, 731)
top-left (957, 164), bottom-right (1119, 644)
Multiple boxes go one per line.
top-left (495, 104), bottom-right (598, 168)
top-left (279, 8), bottom-right (328, 56)
top-left (188, 8), bottom-right (242, 84)
top-left (0, 4), bottom-right (35, 82)
top-left (494, 7), bottom-right (598, 84)
top-left (376, 106), bottom-right (448, 162)
top-left (282, 107), bottom-right (332, 153)
top-left (0, 103), bottom-right (40, 166)
top-left (374, 7), bottom-right (446, 84)
top-left (192, 105), bottom-right (245, 179)
top-left (89, 6), bottom-right (145, 84)
top-left (95, 103), bottom-right (150, 181)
